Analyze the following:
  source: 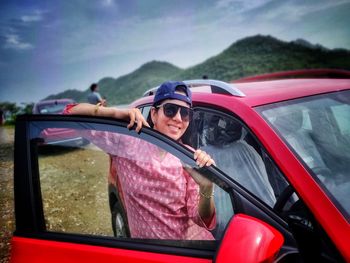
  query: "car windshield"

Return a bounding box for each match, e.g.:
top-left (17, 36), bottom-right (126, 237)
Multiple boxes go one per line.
top-left (39, 102), bottom-right (69, 114)
top-left (258, 90), bottom-right (350, 220)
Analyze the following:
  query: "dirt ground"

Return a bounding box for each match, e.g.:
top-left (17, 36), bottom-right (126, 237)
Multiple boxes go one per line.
top-left (0, 126), bottom-right (113, 262)
top-left (0, 126), bottom-right (14, 263)
top-left (39, 144), bottom-right (112, 236)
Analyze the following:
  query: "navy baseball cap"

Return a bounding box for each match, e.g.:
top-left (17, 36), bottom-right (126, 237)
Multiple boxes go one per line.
top-left (153, 81), bottom-right (192, 106)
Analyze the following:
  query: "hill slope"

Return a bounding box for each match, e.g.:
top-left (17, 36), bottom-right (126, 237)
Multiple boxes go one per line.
top-left (173, 35), bottom-right (350, 81)
top-left (99, 61), bottom-right (184, 105)
top-left (44, 35), bottom-right (350, 104)
top-left (45, 61), bottom-right (183, 105)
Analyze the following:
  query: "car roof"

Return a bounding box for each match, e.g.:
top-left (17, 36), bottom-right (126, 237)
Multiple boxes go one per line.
top-left (234, 78), bottom-right (350, 107)
top-left (133, 78), bottom-right (350, 108)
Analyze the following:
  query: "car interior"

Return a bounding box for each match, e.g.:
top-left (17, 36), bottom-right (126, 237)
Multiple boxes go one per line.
top-left (272, 109), bottom-right (331, 179)
top-left (184, 110), bottom-right (285, 205)
top-left (124, 104), bottom-right (346, 261)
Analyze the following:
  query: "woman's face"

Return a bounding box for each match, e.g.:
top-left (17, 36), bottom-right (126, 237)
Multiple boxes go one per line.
top-left (151, 99), bottom-right (190, 141)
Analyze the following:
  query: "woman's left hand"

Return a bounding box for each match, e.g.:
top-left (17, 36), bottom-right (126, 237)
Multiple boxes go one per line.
top-left (183, 149), bottom-right (215, 191)
top-left (194, 149), bottom-right (215, 168)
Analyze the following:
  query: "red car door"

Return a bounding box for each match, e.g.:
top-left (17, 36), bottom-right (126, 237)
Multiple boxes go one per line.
top-left (11, 115), bottom-right (284, 263)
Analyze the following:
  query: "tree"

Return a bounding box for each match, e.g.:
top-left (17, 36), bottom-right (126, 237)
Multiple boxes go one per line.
top-left (0, 101), bottom-right (21, 124)
top-left (20, 102), bottom-right (34, 114)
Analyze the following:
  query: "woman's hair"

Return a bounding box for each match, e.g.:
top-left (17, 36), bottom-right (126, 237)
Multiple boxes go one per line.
top-left (147, 111), bottom-right (155, 128)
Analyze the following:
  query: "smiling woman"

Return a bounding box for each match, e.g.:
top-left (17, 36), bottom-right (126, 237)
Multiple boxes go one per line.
top-left (64, 81), bottom-right (217, 239)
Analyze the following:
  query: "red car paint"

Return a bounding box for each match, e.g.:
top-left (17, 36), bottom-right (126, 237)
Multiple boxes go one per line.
top-left (215, 214), bottom-right (284, 263)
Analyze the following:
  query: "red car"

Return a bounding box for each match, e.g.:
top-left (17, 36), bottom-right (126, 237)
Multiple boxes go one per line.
top-left (32, 99), bottom-right (75, 115)
top-left (11, 69), bottom-right (350, 262)
top-left (32, 99), bottom-right (87, 146)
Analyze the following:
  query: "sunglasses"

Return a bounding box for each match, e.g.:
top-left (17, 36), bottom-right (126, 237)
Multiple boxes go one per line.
top-left (156, 103), bottom-right (193, 121)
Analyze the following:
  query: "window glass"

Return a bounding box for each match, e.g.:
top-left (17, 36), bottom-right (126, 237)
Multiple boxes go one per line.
top-left (331, 104), bottom-right (350, 136)
top-left (38, 102), bottom-right (69, 114)
top-left (258, 90), bottom-right (350, 220)
top-left (186, 109), bottom-right (287, 208)
top-left (301, 109), bottom-right (312, 130)
top-left (140, 105), bottom-right (151, 119)
top-left (39, 140), bottom-right (111, 235)
top-left (31, 121), bottom-right (234, 245)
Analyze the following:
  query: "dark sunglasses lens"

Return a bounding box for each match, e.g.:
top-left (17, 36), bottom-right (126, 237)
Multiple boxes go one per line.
top-left (163, 104), bottom-right (178, 118)
top-left (180, 107), bottom-right (191, 120)
top-left (162, 104), bottom-right (192, 121)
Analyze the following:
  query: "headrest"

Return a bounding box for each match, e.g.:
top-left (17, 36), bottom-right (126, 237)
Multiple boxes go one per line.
top-left (206, 116), bottom-right (242, 146)
top-left (273, 110), bottom-right (303, 135)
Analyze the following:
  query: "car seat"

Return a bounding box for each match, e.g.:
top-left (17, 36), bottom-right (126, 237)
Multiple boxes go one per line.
top-left (199, 115), bottom-right (277, 238)
top-left (272, 109), bottom-right (330, 179)
top-left (202, 116), bottom-right (276, 206)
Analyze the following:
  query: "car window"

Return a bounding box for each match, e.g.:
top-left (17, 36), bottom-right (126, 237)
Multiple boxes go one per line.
top-left (29, 120), bottom-right (234, 249)
top-left (259, 90), bottom-right (350, 221)
top-left (140, 105), bottom-right (151, 119)
top-left (37, 101), bottom-right (73, 114)
top-left (184, 108), bottom-right (289, 208)
top-left (331, 104), bottom-right (350, 136)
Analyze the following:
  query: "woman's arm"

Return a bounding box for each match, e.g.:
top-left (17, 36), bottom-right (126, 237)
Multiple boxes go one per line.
top-left (67, 103), bottom-right (150, 132)
top-left (185, 167), bottom-right (215, 225)
top-left (184, 149), bottom-right (216, 226)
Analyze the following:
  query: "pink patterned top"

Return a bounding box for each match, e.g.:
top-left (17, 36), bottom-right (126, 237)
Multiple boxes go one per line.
top-left (64, 105), bottom-right (216, 240)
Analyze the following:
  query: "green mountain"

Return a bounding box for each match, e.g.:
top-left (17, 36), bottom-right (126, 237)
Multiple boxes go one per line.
top-left (173, 35), bottom-right (350, 81)
top-left (98, 61), bottom-right (183, 105)
top-left (45, 61), bottom-right (183, 105)
top-left (45, 89), bottom-right (88, 102)
top-left (44, 35), bottom-right (350, 104)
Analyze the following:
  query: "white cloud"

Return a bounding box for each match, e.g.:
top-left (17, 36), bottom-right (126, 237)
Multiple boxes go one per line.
top-left (20, 10), bottom-right (45, 23)
top-left (216, 0), bottom-right (270, 12)
top-left (4, 34), bottom-right (33, 50)
top-left (21, 14), bottom-right (42, 23)
top-left (101, 0), bottom-right (116, 7)
top-left (249, 0), bottom-right (350, 23)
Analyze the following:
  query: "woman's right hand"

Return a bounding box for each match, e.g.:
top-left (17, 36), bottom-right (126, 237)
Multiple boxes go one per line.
top-left (67, 103), bottom-right (150, 132)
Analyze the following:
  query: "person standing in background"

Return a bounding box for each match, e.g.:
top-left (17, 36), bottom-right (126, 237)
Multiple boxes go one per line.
top-left (87, 83), bottom-right (106, 106)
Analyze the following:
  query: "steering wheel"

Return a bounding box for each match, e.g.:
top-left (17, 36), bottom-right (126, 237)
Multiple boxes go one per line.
top-left (274, 165), bottom-right (333, 213)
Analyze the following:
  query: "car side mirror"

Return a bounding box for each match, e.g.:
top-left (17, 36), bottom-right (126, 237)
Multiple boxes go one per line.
top-left (215, 214), bottom-right (284, 263)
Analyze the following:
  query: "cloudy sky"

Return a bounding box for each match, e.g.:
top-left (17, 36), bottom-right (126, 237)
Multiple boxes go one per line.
top-left (1, 0), bottom-right (350, 104)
